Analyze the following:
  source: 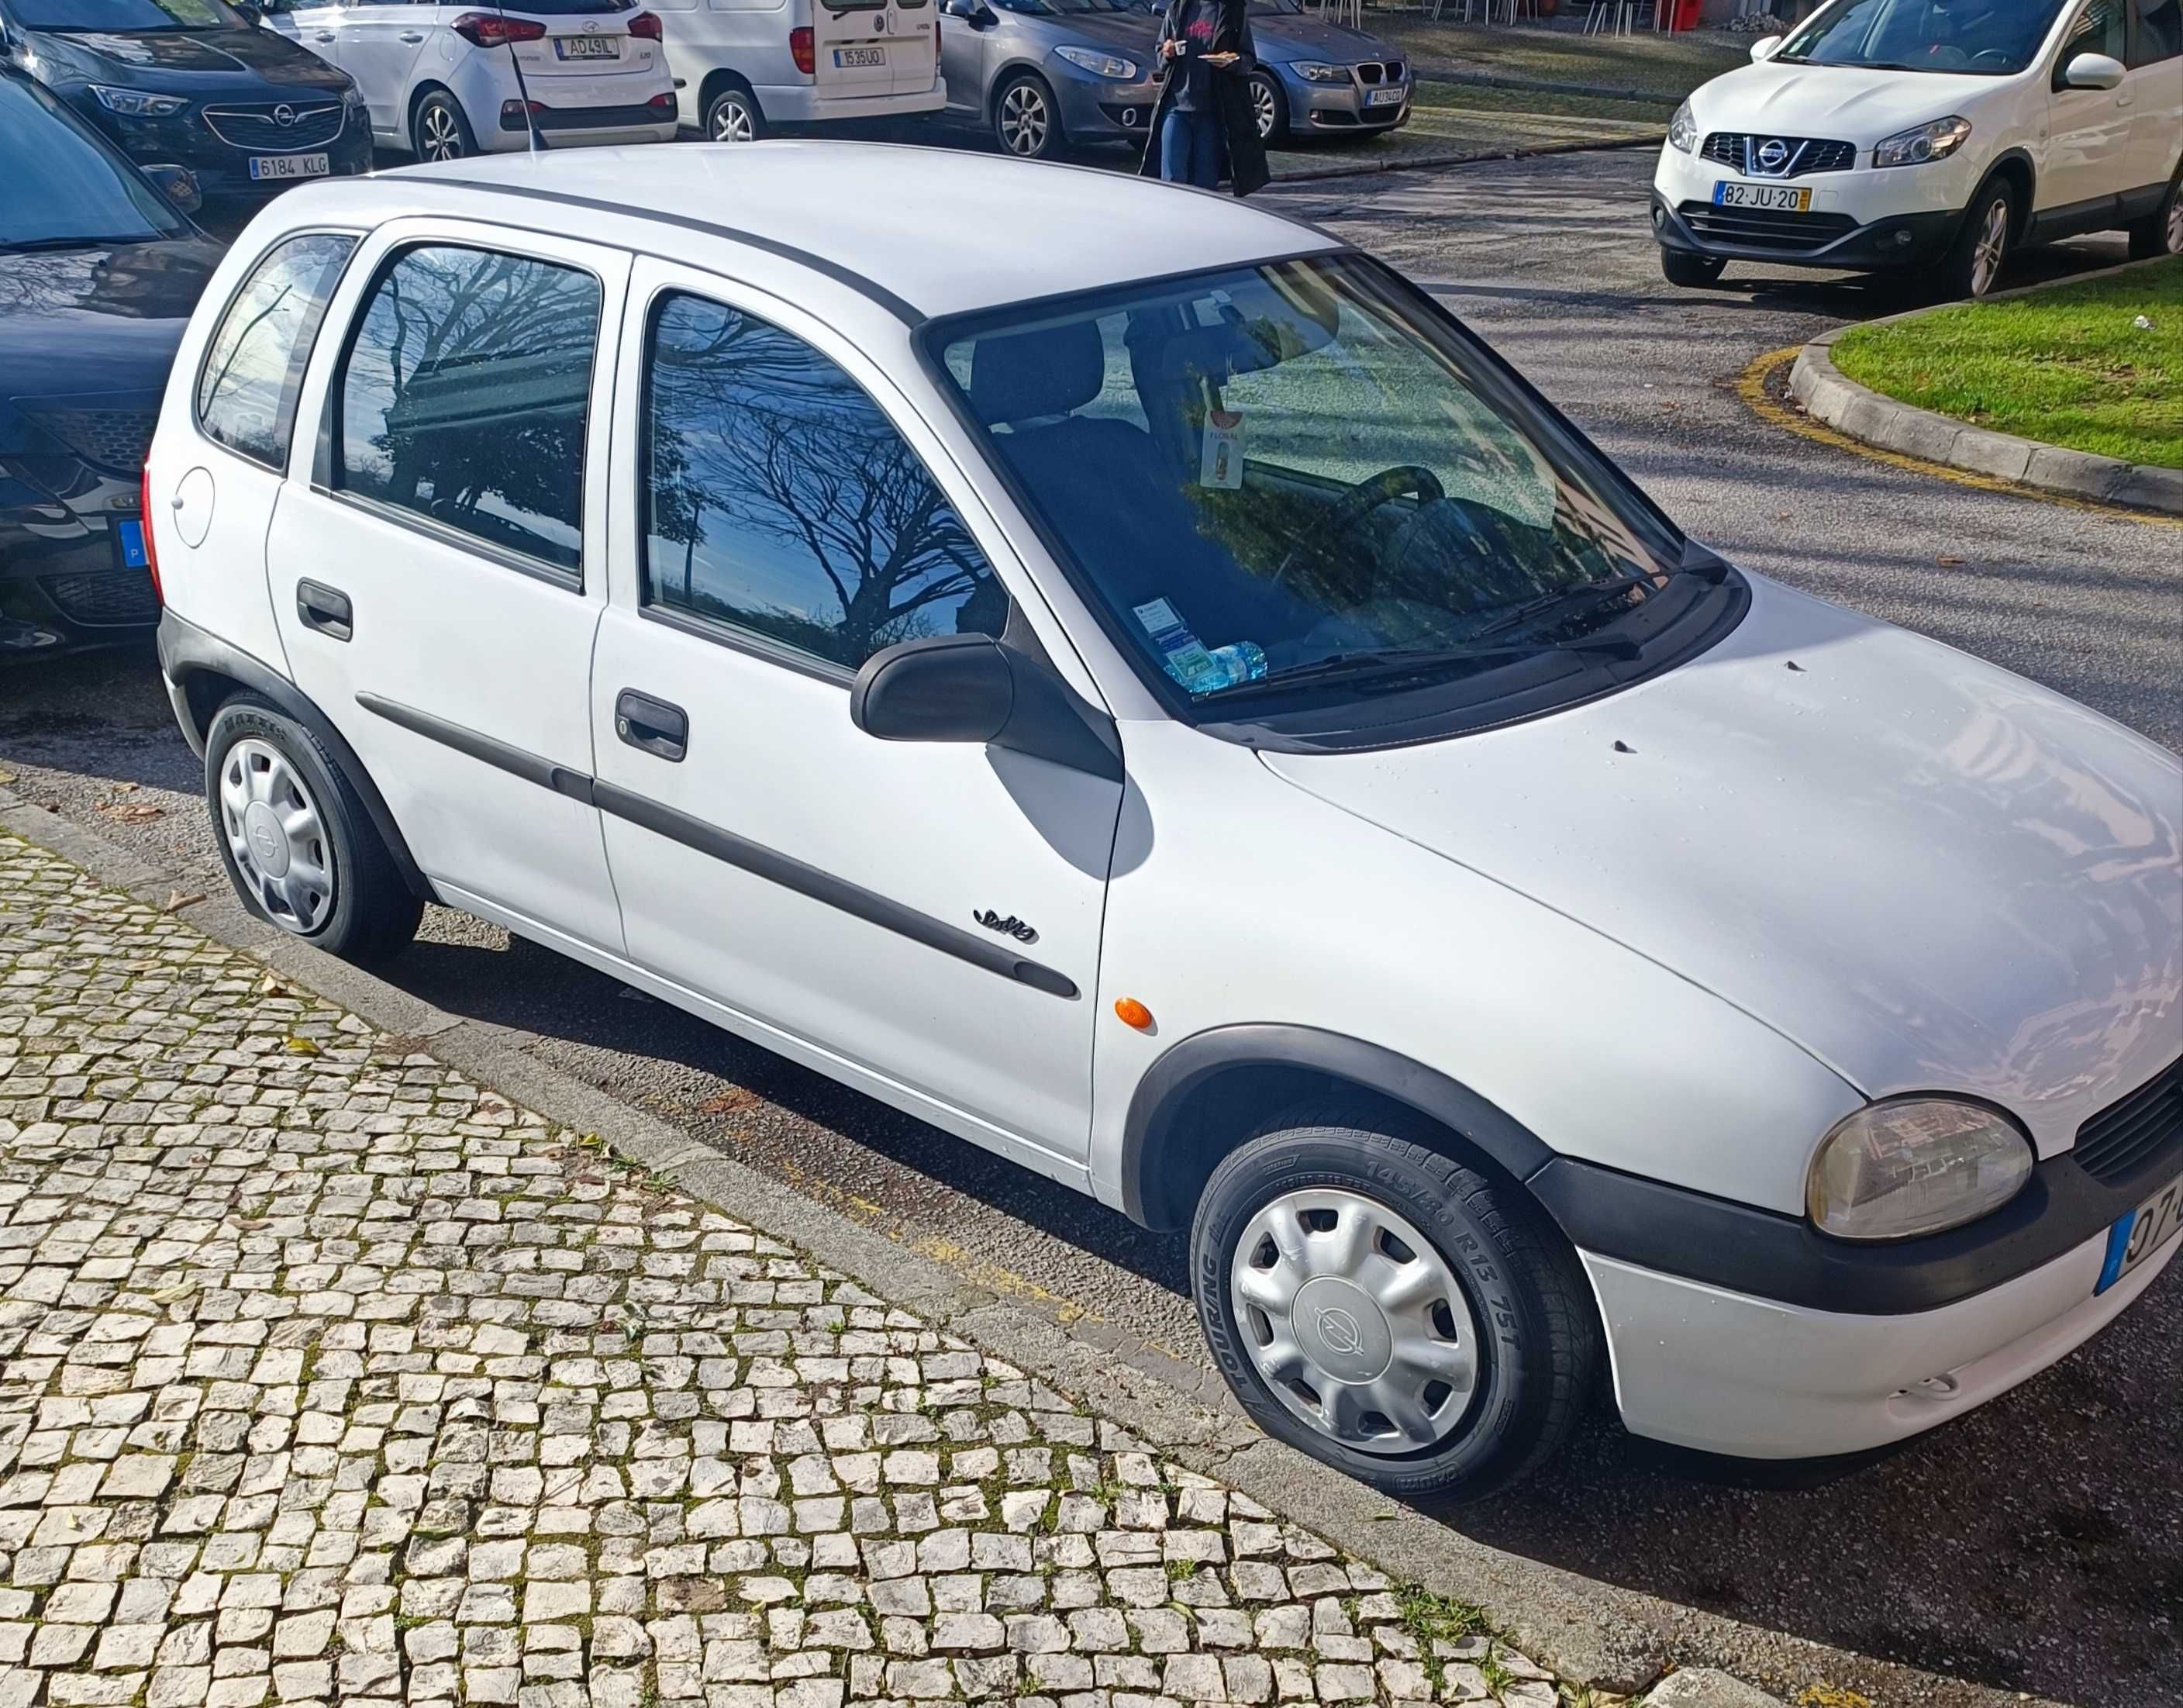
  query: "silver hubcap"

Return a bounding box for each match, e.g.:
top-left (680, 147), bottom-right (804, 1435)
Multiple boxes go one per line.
top-left (2166, 194), bottom-right (2181, 254)
top-left (421, 102), bottom-right (461, 160)
top-left (711, 98), bottom-right (753, 141)
top-left (1252, 79), bottom-right (1275, 138)
top-left (219, 738), bottom-right (334, 936)
top-left (1970, 198), bottom-right (2008, 296)
top-left (999, 84), bottom-right (1048, 155)
top-left (1229, 1188), bottom-right (1480, 1455)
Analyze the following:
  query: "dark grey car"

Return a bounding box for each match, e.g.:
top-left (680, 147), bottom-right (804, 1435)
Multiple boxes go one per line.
top-left (938, 0), bottom-right (1164, 160)
top-left (1245, 0), bottom-right (1409, 142)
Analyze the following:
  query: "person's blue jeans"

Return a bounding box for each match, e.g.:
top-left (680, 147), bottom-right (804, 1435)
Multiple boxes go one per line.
top-left (1160, 106), bottom-right (1221, 189)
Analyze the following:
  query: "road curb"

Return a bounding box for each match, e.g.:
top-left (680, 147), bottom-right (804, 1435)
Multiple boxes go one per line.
top-left (1788, 259), bottom-right (2183, 517)
top-left (1269, 133), bottom-right (1661, 185)
top-left (0, 786), bottom-right (2046, 1708)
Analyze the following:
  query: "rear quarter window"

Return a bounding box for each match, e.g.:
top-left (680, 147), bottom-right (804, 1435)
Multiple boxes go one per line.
top-left (196, 232), bottom-right (357, 471)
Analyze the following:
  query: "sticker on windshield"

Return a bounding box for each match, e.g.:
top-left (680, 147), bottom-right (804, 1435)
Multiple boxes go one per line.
top-left (1133, 598), bottom-right (1223, 694)
top-left (1199, 409), bottom-right (1244, 490)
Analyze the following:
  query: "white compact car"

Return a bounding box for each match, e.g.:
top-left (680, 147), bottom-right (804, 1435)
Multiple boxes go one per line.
top-left (146, 147), bottom-right (2181, 1496)
top-left (1654, 0), bottom-right (2182, 296)
top-left (650, 0), bottom-right (943, 141)
top-left (267, 0), bottom-right (677, 158)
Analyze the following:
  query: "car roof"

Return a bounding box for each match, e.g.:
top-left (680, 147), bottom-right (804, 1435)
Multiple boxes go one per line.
top-left (377, 142), bottom-right (1343, 320)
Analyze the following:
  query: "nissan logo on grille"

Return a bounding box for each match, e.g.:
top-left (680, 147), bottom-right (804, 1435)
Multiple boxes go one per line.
top-left (1756, 137), bottom-right (1788, 171)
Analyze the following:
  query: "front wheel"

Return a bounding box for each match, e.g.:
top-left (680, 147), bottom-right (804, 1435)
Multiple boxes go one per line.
top-left (1940, 178), bottom-right (2014, 300)
top-left (412, 89), bottom-right (476, 163)
top-left (993, 72), bottom-right (1063, 160)
top-left (1660, 247), bottom-right (1726, 288)
top-left (1191, 1107), bottom-right (1599, 1499)
top-left (1248, 70), bottom-right (1287, 143)
top-left (2126, 167), bottom-right (2181, 261)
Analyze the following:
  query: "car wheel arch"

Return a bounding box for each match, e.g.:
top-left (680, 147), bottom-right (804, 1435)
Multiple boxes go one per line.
top-left (408, 80), bottom-right (457, 144)
top-left (1979, 148), bottom-right (2036, 236)
top-left (1118, 1023), bottom-right (1559, 1232)
top-left (698, 69), bottom-right (757, 119)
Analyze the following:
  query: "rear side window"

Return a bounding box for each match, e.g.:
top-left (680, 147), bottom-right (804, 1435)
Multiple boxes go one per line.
top-left (2133, 0), bottom-right (2179, 60)
top-left (334, 244), bottom-right (602, 577)
top-left (196, 232), bottom-right (356, 470)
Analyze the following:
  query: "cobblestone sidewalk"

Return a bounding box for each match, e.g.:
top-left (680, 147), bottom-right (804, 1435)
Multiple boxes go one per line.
top-left (0, 833), bottom-right (1586, 1708)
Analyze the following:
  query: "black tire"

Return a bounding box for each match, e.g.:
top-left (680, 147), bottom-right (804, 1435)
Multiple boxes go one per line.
top-left (1247, 69), bottom-right (1287, 143)
top-left (1660, 247), bottom-right (1726, 288)
top-left (1191, 1104), bottom-right (1599, 1499)
top-left (704, 81), bottom-right (765, 143)
top-left (412, 88), bottom-right (478, 163)
top-left (1938, 177), bottom-right (2015, 301)
top-left (2126, 164), bottom-right (2181, 261)
top-left (204, 693), bottom-right (422, 967)
top-left (992, 71), bottom-right (1063, 160)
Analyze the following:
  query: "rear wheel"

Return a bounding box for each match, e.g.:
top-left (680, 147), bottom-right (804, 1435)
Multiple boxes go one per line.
top-left (705, 81), bottom-right (765, 142)
top-left (1660, 247), bottom-right (1726, 288)
top-left (412, 88), bottom-right (475, 162)
top-left (1940, 178), bottom-right (2014, 300)
top-left (1191, 1105), bottom-right (1599, 1499)
top-left (2126, 165), bottom-right (2181, 261)
top-left (1248, 70), bottom-right (1286, 143)
top-left (993, 72), bottom-right (1062, 160)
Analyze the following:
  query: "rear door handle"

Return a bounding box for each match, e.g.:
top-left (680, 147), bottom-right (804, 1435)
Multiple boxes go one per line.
top-left (398, 29), bottom-right (424, 40)
top-left (296, 578), bottom-right (353, 642)
top-left (616, 689), bottom-right (688, 762)
top-left (314, 29), bottom-right (336, 39)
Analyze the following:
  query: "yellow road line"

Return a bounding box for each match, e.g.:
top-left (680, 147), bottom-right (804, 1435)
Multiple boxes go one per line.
top-left (1734, 346), bottom-right (2183, 533)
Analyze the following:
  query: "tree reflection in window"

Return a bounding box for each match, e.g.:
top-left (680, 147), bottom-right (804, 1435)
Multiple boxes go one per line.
top-left (338, 245), bottom-right (601, 574)
top-left (643, 294), bottom-right (1003, 671)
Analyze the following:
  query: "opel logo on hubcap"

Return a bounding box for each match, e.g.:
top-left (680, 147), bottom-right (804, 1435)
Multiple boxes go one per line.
top-left (1314, 1307), bottom-right (1363, 1358)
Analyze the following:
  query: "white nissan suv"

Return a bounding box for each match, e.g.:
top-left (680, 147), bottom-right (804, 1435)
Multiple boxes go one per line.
top-left (147, 146), bottom-right (2181, 1497)
top-left (1654, 0), bottom-right (2183, 297)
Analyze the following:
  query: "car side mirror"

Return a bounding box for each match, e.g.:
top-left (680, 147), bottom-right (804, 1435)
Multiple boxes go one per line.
top-left (1748, 33), bottom-right (1781, 60)
top-left (233, 2), bottom-right (263, 22)
top-left (852, 633), bottom-right (1122, 781)
top-left (2060, 50), bottom-right (2124, 88)
top-left (143, 163), bottom-right (202, 214)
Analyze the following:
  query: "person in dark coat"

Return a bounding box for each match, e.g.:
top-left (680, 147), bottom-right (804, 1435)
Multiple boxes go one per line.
top-left (1138, 0), bottom-right (1269, 198)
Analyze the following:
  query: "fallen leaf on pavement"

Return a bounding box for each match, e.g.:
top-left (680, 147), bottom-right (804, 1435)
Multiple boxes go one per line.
top-left (1936, 554), bottom-right (1964, 566)
top-left (283, 1035), bottom-right (322, 1055)
top-left (162, 891), bottom-right (205, 914)
top-left (102, 802), bottom-right (164, 821)
top-left (698, 1091), bottom-right (754, 1115)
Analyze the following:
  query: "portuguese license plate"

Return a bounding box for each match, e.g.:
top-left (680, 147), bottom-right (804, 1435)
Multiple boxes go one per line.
top-left (555, 34), bottom-right (619, 57)
top-left (834, 46), bottom-right (885, 66)
top-left (1366, 86), bottom-right (1402, 106)
top-left (2096, 1175), bottom-right (2183, 1295)
top-left (248, 153), bottom-right (328, 182)
top-left (1714, 180), bottom-right (1810, 212)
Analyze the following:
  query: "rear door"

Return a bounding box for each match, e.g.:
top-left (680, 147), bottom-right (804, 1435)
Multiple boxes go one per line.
top-left (272, 0), bottom-right (347, 64)
top-left (267, 219), bottom-right (629, 948)
top-left (337, 0), bottom-right (434, 134)
top-left (2123, 0), bottom-right (2181, 192)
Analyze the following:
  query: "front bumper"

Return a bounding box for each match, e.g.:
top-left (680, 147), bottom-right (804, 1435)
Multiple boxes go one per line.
top-left (1584, 1226), bottom-right (2178, 1459)
top-left (0, 517), bottom-right (159, 657)
top-left (78, 98), bottom-right (373, 199)
top-left (1275, 66), bottom-right (1411, 135)
top-left (1054, 65), bottom-right (1163, 142)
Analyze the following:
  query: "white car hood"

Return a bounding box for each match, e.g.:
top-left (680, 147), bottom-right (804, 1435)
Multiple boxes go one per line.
top-left (1694, 60), bottom-right (2005, 143)
top-left (1260, 575), bottom-right (2183, 1154)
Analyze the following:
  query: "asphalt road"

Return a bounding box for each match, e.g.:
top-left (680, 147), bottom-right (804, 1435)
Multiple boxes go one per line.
top-left (7, 146), bottom-right (2181, 1707)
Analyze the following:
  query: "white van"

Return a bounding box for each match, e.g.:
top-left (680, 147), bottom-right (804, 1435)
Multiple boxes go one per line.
top-left (652, 0), bottom-right (945, 138)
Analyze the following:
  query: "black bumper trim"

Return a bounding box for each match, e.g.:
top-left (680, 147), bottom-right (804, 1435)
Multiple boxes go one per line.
top-left (1653, 193), bottom-right (1961, 271)
top-left (1531, 1141), bottom-right (2181, 1316)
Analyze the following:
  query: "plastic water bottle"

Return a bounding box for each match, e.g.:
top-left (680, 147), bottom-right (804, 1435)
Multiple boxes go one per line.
top-left (1202, 641), bottom-right (1267, 691)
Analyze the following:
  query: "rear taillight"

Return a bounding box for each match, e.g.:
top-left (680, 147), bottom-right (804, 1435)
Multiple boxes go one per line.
top-left (627, 10), bottom-right (661, 38)
top-left (451, 11), bottom-right (547, 47)
top-left (646, 91), bottom-right (675, 112)
top-left (139, 466), bottom-right (162, 607)
top-left (789, 24), bottom-right (813, 74)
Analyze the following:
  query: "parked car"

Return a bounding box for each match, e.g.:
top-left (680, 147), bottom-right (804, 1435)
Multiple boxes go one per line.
top-left (266, 0), bottom-right (674, 159)
top-left (0, 0), bottom-right (370, 201)
top-left (1245, 0), bottom-right (1409, 143)
top-left (651, 0), bottom-right (941, 143)
top-left (147, 145), bottom-right (2181, 1496)
top-left (1654, 0), bottom-right (2183, 297)
top-left (0, 71), bottom-right (224, 657)
top-left (939, 0), bottom-right (1163, 159)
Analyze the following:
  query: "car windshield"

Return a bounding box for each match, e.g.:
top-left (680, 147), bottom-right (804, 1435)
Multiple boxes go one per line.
top-left (933, 255), bottom-right (1694, 721)
top-left (12, 0), bottom-right (240, 29)
top-left (0, 76), bottom-right (186, 248)
top-left (1773, 0), bottom-right (2067, 73)
top-left (994, 0), bottom-right (1150, 16)
top-left (1247, 0), bottom-right (1303, 13)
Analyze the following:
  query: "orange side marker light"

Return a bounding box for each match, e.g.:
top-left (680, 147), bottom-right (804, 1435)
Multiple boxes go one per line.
top-left (1113, 998), bottom-right (1154, 1031)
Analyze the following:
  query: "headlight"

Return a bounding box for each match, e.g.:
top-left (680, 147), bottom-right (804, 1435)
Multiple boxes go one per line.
top-left (91, 85), bottom-right (188, 117)
top-left (1667, 98), bottom-right (1697, 154)
top-left (342, 85), bottom-right (367, 112)
top-left (1291, 60), bottom-right (1347, 81)
top-left (1054, 44), bottom-right (1137, 79)
top-left (1807, 1098), bottom-right (2033, 1242)
top-left (1872, 115), bottom-right (1972, 169)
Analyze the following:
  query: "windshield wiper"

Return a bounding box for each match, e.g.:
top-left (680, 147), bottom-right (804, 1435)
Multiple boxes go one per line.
top-left (1209, 630), bottom-right (1640, 702)
top-left (1, 233), bottom-right (159, 252)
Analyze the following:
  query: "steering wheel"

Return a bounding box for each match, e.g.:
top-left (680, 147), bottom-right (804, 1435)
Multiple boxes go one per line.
top-left (1969, 47), bottom-right (2013, 64)
top-left (1272, 464), bottom-right (1445, 586)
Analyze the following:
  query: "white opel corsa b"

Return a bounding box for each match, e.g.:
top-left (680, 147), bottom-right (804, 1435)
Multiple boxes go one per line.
top-left (1653, 0), bottom-right (2182, 297)
top-left (146, 146), bottom-right (2182, 1496)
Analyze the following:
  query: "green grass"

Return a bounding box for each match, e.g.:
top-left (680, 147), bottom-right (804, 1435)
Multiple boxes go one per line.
top-left (1830, 260), bottom-right (2183, 470)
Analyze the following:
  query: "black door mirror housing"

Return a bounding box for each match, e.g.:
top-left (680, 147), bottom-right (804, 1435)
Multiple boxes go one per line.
top-left (233, 2), bottom-right (263, 23)
top-left (142, 163), bottom-right (202, 214)
top-left (852, 633), bottom-right (1123, 782)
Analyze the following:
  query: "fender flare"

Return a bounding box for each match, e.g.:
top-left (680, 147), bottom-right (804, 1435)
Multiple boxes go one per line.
top-left (157, 608), bottom-right (436, 902)
top-left (1118, 1022), bottom-right (1557, 1229)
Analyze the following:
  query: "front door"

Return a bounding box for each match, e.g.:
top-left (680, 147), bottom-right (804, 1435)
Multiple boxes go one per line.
top-left (2043, 0), bottom-right (2135, 221)
top-left (590, 257), bottom-right (1121, 1175)
top-left (269, 219), bottom-right (629, 950)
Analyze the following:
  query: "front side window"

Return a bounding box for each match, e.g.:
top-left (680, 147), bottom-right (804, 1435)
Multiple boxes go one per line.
top-left (933, 255), bottom-right (1695, 724)
top-left (1774, 0), bottom-right (2069, 74)
top-left (642, 293), bottom-right (1005, 672)
top-left (197, 233), bottom-right (355, 469)
top-left (2057, 0), bottom-right (2127, 63)
top-left (335, 244), bottom-right (601, 575)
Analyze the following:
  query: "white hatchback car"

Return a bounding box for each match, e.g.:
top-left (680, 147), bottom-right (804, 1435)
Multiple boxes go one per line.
top-left (1654, 0), bottom-right (2182, 297)
top-left (147, 146), bottom-right (2181, 1496)
top-left (268, 0), bottom-right (677, 159)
